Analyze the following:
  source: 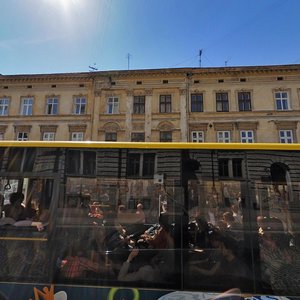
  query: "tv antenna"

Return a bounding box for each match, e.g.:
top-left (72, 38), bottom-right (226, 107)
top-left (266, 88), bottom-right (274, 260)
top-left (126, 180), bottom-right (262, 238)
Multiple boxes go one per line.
top-left (199, 49), bottom-right (203, 67)
top-left (126, 53), bottom-right (132, 70)
top-left (89, 63), bottom-right (98, 72)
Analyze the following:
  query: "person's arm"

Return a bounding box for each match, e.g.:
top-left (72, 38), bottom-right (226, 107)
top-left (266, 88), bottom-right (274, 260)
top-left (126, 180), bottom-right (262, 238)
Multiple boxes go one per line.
top-left (118, 248), bottom-right (140, 281)
top-left (190, 261), bottom-right (221, 276)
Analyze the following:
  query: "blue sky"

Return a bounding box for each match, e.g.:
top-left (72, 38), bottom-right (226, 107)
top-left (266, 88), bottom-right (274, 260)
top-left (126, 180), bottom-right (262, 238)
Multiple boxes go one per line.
top-left (1, 0), bottom-right (300, 75)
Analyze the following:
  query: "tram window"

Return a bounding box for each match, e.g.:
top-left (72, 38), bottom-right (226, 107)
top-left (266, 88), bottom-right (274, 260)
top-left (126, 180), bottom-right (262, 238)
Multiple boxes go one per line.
top-left (7, 148), bottom-right (36, 172)
top-left (127, 153), bottom-right (155, 178)
top-left (218, 158), bottom-right (243, 178)
top-left (66, 150), bottom-right (96, 176)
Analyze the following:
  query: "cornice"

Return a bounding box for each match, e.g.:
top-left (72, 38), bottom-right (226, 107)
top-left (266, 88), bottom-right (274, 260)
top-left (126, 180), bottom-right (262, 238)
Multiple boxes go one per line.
top-left (1, 64), bottom-right (300, 83)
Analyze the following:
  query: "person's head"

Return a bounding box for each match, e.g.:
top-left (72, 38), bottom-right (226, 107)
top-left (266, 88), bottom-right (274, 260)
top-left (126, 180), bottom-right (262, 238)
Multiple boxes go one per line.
top-left (223, 211), bottom-right (235, 224)
top-left (9, 192), bottom-right (24, 206)
top-left (137, 203), bottom-right (143, 210)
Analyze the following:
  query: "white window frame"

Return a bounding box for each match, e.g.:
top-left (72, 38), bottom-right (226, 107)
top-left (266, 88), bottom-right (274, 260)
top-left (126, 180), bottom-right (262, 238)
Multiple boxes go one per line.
top-left (21, 97), bottom-right (33, 116)
top-left (17, 132), bottom-right (28, 141)
top-left (279, 130), bottom-right (293, 143)
top-left (0, 98), bottom-right (9, 116)
top-left (217, 131), bottom-right (231, 143)
top-left (43, 132), bottom-right (55, 141)
top-left (275, 91), bottom-right (290, 111)
top-left (107, 97), bottom-right (119, 114)
top-left (191, 131), bottom-right (205, 142)
top-left (240, 130), bottom-right (254, 143)
top-left (74, 96), bottom-right (86, 115)
top-left (71, 132), bottom-right (84, 141)
top-left (46, 97), bottom-right (59, 115)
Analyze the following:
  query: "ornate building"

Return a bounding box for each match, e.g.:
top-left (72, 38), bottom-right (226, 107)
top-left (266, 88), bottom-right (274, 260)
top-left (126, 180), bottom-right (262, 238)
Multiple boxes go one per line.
top-left (0, 64), bottom-right (300, 142)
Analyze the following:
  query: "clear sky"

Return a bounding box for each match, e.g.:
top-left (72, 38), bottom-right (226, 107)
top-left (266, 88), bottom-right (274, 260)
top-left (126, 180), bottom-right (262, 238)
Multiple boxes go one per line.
top-left (1, 0), bottom-right (300, 75)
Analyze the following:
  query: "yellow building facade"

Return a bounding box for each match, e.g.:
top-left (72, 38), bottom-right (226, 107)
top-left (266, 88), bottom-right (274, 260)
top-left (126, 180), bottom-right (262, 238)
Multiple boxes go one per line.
top-left (0, 64), bottom-right (299, 143)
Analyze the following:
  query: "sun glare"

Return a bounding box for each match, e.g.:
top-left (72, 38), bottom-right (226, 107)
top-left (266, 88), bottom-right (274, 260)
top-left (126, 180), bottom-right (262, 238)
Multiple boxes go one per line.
top-left (43, 0), bottom-right (82, 12)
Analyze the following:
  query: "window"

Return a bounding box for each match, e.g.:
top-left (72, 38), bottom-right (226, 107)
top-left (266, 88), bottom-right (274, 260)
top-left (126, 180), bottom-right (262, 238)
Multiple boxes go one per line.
top-left (240, 130), bottom-right (254, 143)
top-left (279, 130), bottom-right (293, 143)
top-left (43, 132), bottom-right (55, 141)
top-left (21, 97), bottom-right (33, 115)
top-left (105, 132), bottom-right (117, 141)
top-left (17, 132), bottom-right (29, 141)
top-left (7, 148), bottom-right (36, 172)
top-left (238, 92), bottom-right (251, 111)
top-left (74, 97), bottom-right (86, 114)
top-left (107, 97), bottom-right (119, 114)
top-left (0, 133), bottom-right (4, 140)
top-left (275, 91), bottom-right (289, 110)
top-left (66, 150), bottom-right (96, 175)
top-left (216, 93), bottom-right (229, 112)
top-left (46, 97), bottom-right (58, 115)
top-left (160, 131), bottom-right (172, 142)
top-left (191, 131), bottom-right (204, 142)
top-left (219, 158), bottom-right (243, 178)
top-left (127, 153), bottom-right (155, 178)
top-left (131, 132), bottom-right (145, 142)
top-left (191, 93), bottom-right (203, 112)
top-left (0, 98), bottom-right (9, 116)
top-left (217, 131), bottom-right (230, 143)
top-left (71, 132), bottom-right (84, 141)
top-left (133, 96), bottom-right (145, 114)
top-left (159, 95), bottom-right (172, 113)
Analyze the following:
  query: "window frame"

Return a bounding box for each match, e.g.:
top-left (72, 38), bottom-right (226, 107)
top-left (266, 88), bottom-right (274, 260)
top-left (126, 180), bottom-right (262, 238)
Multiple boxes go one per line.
top-left (191, 131), bottom-right (205, 142)
top-left (107, 97), bottom-right (119, 114)
top-left (43, 132), bottom-right (55, 141)
top-left (105, 132), bottom-right (117, 141)
top-left (17, 132), bottom-right (29, 141)
top-left (133, 96), bottom-right (145, 114)
top-left (160, 131), bottom-right (172, 142)
top-left (127, 153), bottom-right (156, 178)
top-left (46, 97), bottom-right (59, 115)
top-left (0, 98), bottom-right (9, 116)
top-left (159, 95), bottom-right (172, 113)
top-left (216, 92), bottom-right (229, 112)
top-left (217, 130), bottom-right (231, 143)
top-left (279, 129), bottom-right (293, 143)
top-left (275, 91), bottom-right (290, 111)
top-left (74, 96), bottom-right (86, 115)
top-left (20, 97), bottom-right (33, 116)
top-left (191, 93), bottom-right (204, 112)
top-left (240, 130), bottom-right (254, 143)
top-left (238, 92), bottom-right (252, 111)
top-left (71, 132), bottom-right (84, 141)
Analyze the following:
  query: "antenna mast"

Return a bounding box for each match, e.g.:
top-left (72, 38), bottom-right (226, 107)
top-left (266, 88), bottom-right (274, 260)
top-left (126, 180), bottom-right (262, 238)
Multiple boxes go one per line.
top-left (127, 53), bottom-right (132, 70)
top-left (199, 49), bottom-right (203, 67)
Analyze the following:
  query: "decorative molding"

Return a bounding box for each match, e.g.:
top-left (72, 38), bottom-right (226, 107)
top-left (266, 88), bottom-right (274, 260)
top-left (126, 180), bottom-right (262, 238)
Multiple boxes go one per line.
top-left (213, 122), bottom-right (235, 131)
top-left (14, 125), bottom-right (32, 132)
top-left (274, 121), bottom-right (298, 130)
top-left (156, 121), bottom-right (175, 131)
top-left (102, 122), bottom-right (121, 131)
top-left (235, 122), bottom-right (258, 130)
top-left (39, 125), bottom-right (58, 132)
top-left (189, 123), bottom-right (209, 131)
top-left (68, 124), bottom-right (87, 132)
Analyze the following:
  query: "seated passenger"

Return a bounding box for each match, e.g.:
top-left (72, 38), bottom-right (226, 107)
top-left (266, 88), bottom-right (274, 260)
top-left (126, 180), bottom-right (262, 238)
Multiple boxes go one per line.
top-left (140, 218), bottom-right (174, 249)
top-left (189, 233), bottom-right (250, 280)
top-left (60, 242), bottom-right (101, 279)
top-left (118, 248), bottom-right (161, 282)
top-left (3, 192), bottom-right (25, 221)
top-left (259, 217), bottom-right (300, 294)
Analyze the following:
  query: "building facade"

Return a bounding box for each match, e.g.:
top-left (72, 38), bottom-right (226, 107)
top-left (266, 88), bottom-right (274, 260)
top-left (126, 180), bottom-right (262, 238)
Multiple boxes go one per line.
top-left (0, 64), bottom-right (300, 143)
